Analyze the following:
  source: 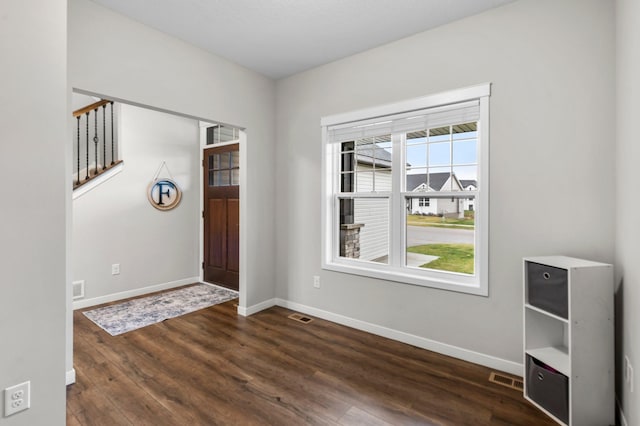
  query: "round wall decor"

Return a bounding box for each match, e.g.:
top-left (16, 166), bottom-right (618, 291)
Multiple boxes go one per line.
top-left (147, 178), bottom-right (182, 211)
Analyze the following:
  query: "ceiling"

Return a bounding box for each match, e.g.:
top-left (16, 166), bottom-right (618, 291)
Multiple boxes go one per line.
top-left (91, 0), bottom-right (516, 79)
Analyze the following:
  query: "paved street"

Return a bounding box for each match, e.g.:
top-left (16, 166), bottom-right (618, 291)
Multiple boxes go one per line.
top-left (406, 225), bottom-right (474, 246)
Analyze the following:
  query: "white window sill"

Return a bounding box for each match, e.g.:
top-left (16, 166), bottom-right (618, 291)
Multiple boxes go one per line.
top-left (322, 260), bottom-right (488, 296)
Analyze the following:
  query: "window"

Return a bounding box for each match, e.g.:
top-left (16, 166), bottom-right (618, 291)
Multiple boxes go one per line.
top-left (321, 84), bottom-right (490, 295)
top-left (206, 124), bottom-right (240, 145)
top-left (208, 149), bottom-right (240, 186)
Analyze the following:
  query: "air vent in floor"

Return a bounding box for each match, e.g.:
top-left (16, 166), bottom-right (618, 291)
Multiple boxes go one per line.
top-left (489, 372), bottom-right (523, 391)
top-left (288, 313), bottom-right (314, 324)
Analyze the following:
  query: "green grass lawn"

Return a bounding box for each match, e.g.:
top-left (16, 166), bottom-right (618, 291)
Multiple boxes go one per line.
top-left (407, 243), bottom-right (474, 274)
top-left (407, 214), bottom-right (474, 229)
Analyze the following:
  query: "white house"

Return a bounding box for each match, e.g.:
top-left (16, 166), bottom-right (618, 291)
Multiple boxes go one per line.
top-left (407, 172), bottom-right (467, 217)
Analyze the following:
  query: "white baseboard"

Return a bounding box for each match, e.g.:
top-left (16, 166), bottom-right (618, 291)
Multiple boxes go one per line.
top-left (273, 298), bottom-right (522, 376)
top-left (237, 298), bottom-right (277, 317)
top-left (72, 276), bottom-right (200, 310)
top-left (66, 368), bottom-right (76, 385)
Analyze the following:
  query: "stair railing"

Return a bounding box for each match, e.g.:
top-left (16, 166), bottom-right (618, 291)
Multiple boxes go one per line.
top-left (73, 100), bottom-right (120, 189)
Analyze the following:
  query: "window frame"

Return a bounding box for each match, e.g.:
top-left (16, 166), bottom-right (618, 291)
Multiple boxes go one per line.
top-left (321, 84), bottom-right (490, 296)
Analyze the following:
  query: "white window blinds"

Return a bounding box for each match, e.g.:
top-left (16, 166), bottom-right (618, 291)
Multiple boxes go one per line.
top-left (327, 100), bottom-right (480, 143)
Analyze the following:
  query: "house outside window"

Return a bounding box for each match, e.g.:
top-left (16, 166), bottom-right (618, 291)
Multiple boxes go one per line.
top-left (321, 84), bottom-right (490, 295)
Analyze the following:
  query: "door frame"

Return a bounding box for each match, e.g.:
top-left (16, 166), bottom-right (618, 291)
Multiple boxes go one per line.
top-left (199, 122), bottom-right (246, 311)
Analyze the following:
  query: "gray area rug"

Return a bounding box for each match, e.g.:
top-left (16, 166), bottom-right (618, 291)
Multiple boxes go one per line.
top-left (83, 284), bottom-right (238, 336)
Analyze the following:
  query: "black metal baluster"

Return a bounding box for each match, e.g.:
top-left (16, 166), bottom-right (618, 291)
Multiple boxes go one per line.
top-left (76, 116), bottom-right (81, 186)
top-left (85, 112), bottom-right (90, 180)
top-left (93, 108), bottom-right (99, 175)
top-left (110, 102), bottom-right (115, 165)
top-left (102, 104), bottom-right (107, 171)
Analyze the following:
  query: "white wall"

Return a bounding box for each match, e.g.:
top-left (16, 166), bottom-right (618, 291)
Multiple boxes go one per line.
top-left (616, 0), bottom-right (640, 423)
top-left (276, 0), bottom-right (615, 370)
top-left (68, 0), bottom-right (277, 308)
top-left (72, 104), bottom-right (199, 304)
top-left (0, 0), bottom-right (67, 424)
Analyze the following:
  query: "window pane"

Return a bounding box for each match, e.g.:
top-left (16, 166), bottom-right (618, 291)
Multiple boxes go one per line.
top-left (350, 136), bottom-right (393, 193)
top-left (207, 124), bottom-right (240, 145)
top-left (453, 165), bottom-right (477, 185)
top-left (340, 197), bottom-right (389, 264)
top-left (428, 142), bottom-right (450, 167)
top-left (406, 168), bottom-right (427, 192)
top-left (453, 139), bottom-right (477, 165)
top-left (376, 169), bottom-right (392, 191)
top-left (340, 141), bottom-right (355, 192)
top-left (215, 170), bottom-right (230, 186)
top-left (355, 137), bottom-right (375, 151)
top-left (341, 141), bottom-right (355, 153)
top-left (355, 171), bottom-right (373, 192)
top-left (341, 172), bottom-right (354, 193)
top-left (407, 130), bottom-right (427, 143)
top-left (232, 168), bottom-right (240, 186)
top-left (373, 144), bottom-right (392, 169)
top-left (212, 154), bottom-right (220, 170)
top-left (406, 196), bottom-right (475, 275)
top-left (429, 126), bottom-right (451, 141)
top-left (428, 167), bottom-right (452, 191)
top-left (231, 150), bottom-right (240, 168)
top-left (371, 141), bottom-right (392, 191)
top-left (341, 152), bottom-right (355, 173)
top-left (452, 122), bottom-right (477, 139)
top-left (406, 144), bottom-right (427, 168)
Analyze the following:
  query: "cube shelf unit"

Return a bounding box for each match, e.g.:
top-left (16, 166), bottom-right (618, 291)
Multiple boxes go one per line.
top-left (523, 256), bottom-right (614, 426)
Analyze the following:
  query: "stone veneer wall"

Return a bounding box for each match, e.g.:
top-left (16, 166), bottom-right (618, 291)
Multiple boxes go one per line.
top-left (340, 223), bottom-right (364, 258)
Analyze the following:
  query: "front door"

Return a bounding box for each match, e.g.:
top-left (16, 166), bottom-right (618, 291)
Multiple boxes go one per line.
top-left (203, 144), bottom-right (239, 290)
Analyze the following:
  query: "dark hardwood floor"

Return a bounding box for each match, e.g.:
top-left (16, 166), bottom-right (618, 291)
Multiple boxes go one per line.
top-left (67, 288), bottom-right (556, 425)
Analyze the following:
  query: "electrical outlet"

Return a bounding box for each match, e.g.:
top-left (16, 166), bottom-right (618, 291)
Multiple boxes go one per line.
top-left (4, 381), bottom-right (30, 417)
top-left (111, 263), bottom-right (120, 275)
top-left (313, 275), bottom-right (320, 289)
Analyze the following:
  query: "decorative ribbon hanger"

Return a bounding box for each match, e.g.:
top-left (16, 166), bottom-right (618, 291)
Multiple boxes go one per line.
top-left (151, 161), bottom-right (176, 182)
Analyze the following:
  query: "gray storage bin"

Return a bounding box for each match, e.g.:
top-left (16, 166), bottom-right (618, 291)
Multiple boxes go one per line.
top-left (526, 355), bottom-right (569, 424)
top-left (527, 261), bottom-right (568, 318)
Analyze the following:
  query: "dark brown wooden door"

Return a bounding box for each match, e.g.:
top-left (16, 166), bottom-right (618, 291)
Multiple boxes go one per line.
top-left (203, 144), bottom-right (239, 290)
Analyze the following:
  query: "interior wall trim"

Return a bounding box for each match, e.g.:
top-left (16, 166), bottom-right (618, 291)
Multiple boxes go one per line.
top-left (66, 368), bottom-right (76, 386)
top-left (72, 276), bottom-right (200, 310)
top-left (237, 298), bottom-right (277, 317)
top-left (241, 296), bottom-right (522, 376)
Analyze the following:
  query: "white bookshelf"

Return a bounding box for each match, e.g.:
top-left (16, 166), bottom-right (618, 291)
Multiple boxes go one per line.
top-left (523, 256), bottom-right (614, 426)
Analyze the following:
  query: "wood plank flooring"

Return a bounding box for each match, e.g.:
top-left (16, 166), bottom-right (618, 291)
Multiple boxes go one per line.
top-left (68, 288), bottom-right (557, 425)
